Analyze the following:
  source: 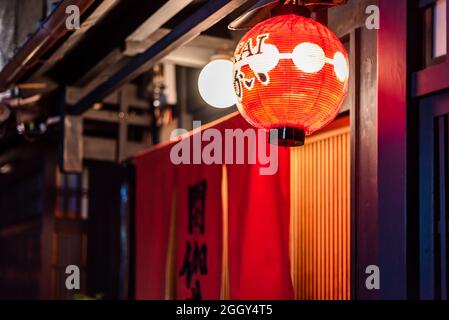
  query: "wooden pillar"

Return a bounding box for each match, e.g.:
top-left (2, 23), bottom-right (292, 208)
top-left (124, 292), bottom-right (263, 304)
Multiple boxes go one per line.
top-left (378, 0), bottom-right (408, 299)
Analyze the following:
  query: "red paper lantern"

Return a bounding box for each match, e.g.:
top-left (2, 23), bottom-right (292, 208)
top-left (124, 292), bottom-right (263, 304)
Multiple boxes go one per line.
top-left (233, 14), bottom-right (349, 146)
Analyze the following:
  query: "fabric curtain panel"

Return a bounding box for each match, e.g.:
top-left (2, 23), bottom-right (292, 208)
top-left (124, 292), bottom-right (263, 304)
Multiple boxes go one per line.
top-left (134, 114), bottom-right (293, 300)
top-left (220, 116), bottom-right (294, 300)
top-left (135, 145), bottom-right (176, 299)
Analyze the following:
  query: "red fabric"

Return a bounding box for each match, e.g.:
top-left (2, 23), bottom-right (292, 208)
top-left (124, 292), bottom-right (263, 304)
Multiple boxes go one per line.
top-left (175, 153), bottom-right (223, 299)
top-left (135, 145), bottom-right (175, 299)
top-left (135, 114), bottom-right (293, 300)
top-left (233, 14), bottom-right (349, 135)
top-left (222, 116), bottom-right (294, 300)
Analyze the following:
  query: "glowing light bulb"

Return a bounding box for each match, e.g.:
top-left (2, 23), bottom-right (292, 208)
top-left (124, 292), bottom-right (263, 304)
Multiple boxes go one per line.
top-left (198, 59), bottom-right (236, 108)
top-left (292, 42), bottom-right (326, 73)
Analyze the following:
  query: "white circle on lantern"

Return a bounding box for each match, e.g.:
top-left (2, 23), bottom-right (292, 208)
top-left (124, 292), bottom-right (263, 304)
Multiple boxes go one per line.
top-left (198, 59), bottom-right (236, 108)
top-left (333, 51), bottom-right (349, 82)
top-left (247, 44), bottom-right (280, 74)
top-left (292, 42), bottom-right (326, 73)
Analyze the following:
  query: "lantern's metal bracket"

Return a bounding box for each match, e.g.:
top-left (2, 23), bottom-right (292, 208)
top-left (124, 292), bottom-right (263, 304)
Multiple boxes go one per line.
top-left (269, 127), bottom-right (305, 147)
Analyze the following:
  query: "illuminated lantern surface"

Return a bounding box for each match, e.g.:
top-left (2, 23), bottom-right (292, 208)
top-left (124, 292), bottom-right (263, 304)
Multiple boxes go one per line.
top-left (233, 14), bottom-right (349, 146)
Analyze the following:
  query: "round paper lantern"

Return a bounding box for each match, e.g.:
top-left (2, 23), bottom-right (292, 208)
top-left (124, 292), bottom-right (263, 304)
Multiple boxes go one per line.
top-left (233, 14), bottom-right (349, 146)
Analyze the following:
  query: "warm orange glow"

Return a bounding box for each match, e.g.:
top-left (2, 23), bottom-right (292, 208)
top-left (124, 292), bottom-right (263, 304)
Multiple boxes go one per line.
top-left (290, 117), bottom-right (350, 300)
top-left (233, 14), bottom-right (349, 135)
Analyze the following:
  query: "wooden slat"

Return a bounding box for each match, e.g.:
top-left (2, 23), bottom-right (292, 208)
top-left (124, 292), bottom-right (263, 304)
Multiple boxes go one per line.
top-left (84, 109), bottom-right (151, 126)
top-left (125, 28), bottom-right (236, 56)
top-left (126, 0), bottom-right (194, 43)
top-left (220, 164), bottom-right (230, 299)
top-left (290, 119), bottom-right (350, 300)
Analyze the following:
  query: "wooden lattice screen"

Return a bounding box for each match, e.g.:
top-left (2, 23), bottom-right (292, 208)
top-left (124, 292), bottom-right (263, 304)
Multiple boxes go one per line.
top-left (290, 117), bottom-right (350, 300)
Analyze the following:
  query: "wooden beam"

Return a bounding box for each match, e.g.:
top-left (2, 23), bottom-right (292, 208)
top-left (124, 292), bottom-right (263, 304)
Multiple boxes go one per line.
top-left (30, 0), bottom-right (120, 83)
top-left (163, 46), bottom-right (215, 68)
top-left (378, 0), bottom-right (408, 299)
top-left (66, 84), bottom-right (148, 108)
top-left (0, 0), bottom-right (96, 91)
top-left (126, 0), bottom-right (195, 43)
top-left (75, 49), bottom-right (124, 87)
top-left (125, 28), bottom-right (237, 68)
top-left (69, 0), bottom-right (260, 115)
top-left (125, 28), bottom-right (237, 56)
top-left (65, 56), bottom-right (129, 106)
top-left (412, 61), bottom-right (449, 97)
top-left (349, 27), bottom-right (360, 301)
top-left (62, 115), bottom-right (83, 172)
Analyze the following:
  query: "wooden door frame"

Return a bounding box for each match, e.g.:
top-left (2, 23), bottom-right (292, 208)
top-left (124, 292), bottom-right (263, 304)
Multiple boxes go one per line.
top-left (379, 0), bottom-right (449, 299)
top-left (419, 92), bottom-right (449, 299)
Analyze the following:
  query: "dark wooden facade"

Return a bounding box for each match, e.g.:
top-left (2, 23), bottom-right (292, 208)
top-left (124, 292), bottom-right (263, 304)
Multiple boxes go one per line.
top-left (0, 145), bottom-right (131, 299)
